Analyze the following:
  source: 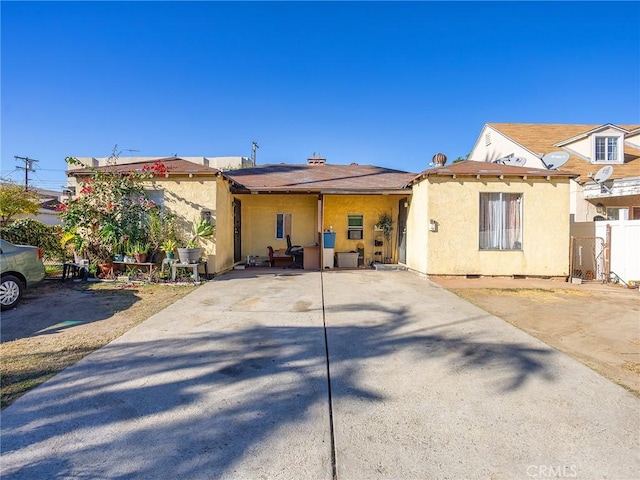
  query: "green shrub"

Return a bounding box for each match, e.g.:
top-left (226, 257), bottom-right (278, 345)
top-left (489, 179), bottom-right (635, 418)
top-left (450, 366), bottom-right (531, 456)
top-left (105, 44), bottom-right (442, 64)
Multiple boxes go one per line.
top-left (0, 219), bottom-right (65, 262)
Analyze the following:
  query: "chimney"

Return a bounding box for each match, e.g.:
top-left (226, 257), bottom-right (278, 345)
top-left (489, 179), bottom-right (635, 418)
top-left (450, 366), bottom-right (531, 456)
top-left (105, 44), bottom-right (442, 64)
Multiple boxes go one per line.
top-left (307, 152), bottom-right (326, 165)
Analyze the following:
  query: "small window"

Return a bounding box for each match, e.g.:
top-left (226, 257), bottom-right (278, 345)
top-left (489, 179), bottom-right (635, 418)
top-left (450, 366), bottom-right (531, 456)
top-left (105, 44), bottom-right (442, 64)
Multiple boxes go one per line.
top-left (479, 193), bottom-right (522, 250)
top-left (594, 136), bottom-right (620, 162)
top-left (144, 189), bottom-right (164, 208)
top-left (347, 214), bottom-right (364, 240)
top-left (606, 207), bottom-right (628, 221)
top-left (275, 213), bottom-right (292, 240)
top-left (485, 132), bottom-right (491, 146)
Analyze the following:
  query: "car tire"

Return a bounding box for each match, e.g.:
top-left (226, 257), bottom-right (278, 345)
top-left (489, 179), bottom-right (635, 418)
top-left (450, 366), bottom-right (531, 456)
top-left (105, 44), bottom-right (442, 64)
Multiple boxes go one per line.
top-left (0, 275), bottom-right (24, 311)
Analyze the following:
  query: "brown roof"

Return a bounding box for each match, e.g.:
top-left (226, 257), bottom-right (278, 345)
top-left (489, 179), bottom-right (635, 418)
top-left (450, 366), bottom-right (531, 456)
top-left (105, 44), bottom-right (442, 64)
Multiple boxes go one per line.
top-left (410, 160), bottom-right (576, 184)
top-left (67, 157), bottom-right (220, 176)
top-left (224, 163), bottom-right (416, 193)
top-left (486, 123), bottom-right (640, 183)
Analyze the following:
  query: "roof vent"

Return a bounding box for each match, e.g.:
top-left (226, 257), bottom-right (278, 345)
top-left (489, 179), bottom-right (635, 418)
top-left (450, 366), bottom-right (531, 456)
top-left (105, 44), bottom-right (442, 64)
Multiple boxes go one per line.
top-left (432, 153), bottom-right (447, 167)
top-left (307, 152), bottom-right (326, 165)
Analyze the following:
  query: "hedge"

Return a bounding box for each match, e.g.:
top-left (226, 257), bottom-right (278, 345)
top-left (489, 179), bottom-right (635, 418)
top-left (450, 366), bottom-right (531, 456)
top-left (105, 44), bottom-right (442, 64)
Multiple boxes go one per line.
top-left (0, 219), bottom-right (65, 262)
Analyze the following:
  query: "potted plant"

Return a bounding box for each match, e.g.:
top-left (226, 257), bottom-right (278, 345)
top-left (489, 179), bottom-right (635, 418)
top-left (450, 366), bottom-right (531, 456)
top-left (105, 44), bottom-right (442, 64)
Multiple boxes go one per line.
top-left (123, 240), bottom-right (135, 263)
top-left (178, 217), bottom-right (215, 264)
top-left (161, 239), bottom-right (177, 260)
top-left (376, 212), bottom-right (394, 263)
top-left (132, 241), bottom-right (150, 263)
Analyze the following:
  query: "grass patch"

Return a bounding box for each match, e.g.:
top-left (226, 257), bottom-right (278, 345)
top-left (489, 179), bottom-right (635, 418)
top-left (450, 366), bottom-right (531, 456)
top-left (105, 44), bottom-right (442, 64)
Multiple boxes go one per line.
top-left (1, 281), bottom-right (197, 409)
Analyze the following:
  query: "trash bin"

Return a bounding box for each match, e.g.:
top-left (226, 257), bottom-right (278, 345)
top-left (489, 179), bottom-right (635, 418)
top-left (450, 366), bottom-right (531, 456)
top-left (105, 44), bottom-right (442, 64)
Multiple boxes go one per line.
top-left (323, 232), bottom-right (336, 249)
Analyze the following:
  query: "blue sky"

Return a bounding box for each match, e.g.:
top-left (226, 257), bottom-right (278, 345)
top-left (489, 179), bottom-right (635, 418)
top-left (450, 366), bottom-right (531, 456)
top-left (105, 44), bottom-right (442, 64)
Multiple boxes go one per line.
top-left (2, 1), bottom-right (639, 191)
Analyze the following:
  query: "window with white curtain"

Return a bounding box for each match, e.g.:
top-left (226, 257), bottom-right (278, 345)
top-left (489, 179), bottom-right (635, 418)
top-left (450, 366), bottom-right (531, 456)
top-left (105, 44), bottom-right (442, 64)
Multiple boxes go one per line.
top-left (479, 193), bottom-right (523, 250)
top-left (594, 136), bottom-right (620, 162)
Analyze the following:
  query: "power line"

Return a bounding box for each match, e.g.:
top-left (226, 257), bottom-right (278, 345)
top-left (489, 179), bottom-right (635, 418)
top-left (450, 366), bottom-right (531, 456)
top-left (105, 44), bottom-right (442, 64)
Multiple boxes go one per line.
top-left (14, 156), bottom-right (39, 191)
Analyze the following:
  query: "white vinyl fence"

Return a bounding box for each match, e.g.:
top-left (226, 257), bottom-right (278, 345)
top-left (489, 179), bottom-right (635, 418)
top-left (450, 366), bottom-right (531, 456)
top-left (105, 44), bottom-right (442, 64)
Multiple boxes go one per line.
top-left (571, 220), bottom-right (640, 284)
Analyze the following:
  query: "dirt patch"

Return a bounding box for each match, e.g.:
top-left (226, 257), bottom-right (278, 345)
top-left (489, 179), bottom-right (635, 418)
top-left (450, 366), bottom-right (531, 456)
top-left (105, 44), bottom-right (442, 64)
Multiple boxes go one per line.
top-left (432, 277), bottom-right (640, 396)
top-left (0, 280), bottom-right (198, 408)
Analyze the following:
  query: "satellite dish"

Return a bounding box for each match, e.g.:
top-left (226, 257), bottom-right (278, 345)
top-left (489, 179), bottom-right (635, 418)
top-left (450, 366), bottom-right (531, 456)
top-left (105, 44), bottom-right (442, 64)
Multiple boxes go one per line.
top-left (493, 154), bottom-right (513, 164)
top-left (503, 156), bottom-right (527, 167)
top-left (542, 151), bottom-right (570, 170)
top-left (593, 165), bottom-right (613, 183)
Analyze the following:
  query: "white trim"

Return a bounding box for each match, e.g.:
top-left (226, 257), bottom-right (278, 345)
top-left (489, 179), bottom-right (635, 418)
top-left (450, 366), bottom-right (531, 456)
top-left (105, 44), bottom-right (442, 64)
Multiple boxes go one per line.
top-left (591, 134), bottom-right (624, 165)
top-left (554, 123), bottom-right (629, 147)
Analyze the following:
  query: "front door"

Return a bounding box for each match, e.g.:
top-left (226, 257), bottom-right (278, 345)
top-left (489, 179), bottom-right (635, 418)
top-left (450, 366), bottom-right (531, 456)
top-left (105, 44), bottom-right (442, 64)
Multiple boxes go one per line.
top-left (233, 199), bottom-right (242, 263)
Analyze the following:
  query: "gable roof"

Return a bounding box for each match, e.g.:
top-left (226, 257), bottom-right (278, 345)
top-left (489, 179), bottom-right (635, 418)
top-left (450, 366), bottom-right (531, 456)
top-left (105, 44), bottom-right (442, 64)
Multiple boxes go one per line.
top-left (67, 157), bottom-right (221, 177)
top-left (224, 163), bottom-right (416, 194)
top-left (486, 123), bottom-right (640, 183)
top-left (409, 160), bottom-right (576, 185)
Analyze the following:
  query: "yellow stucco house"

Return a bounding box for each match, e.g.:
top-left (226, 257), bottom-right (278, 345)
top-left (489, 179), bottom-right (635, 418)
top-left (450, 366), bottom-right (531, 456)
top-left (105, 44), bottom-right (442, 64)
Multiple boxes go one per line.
top-left (223, 156), bottom-right (414, 270)
top-left (405, 161), bottom-right (576, 277)
top-left (67, 155), bottom-right (577, 279)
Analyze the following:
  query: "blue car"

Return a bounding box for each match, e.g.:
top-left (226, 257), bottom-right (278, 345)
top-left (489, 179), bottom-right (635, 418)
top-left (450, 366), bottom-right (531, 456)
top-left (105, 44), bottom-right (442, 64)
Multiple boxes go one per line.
top-left (0, 239), bottom-right (46, 310)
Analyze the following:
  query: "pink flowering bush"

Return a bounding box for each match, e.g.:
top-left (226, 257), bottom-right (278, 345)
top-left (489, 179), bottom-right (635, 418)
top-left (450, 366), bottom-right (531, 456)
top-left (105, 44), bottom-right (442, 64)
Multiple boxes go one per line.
top-left (58, 156), bottom-right (166, 264)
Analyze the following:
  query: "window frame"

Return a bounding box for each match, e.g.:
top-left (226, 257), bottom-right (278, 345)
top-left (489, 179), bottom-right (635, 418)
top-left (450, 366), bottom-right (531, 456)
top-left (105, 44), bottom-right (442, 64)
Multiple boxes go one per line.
top-left (347, 214), bottom-right (364, 240)
top-left (606, 207), bottom-right (629, 221)
top-left (479, 192), bottom-right (523, 251)
top-left (592, 135), bottom-right (623, 164)
top-left (275, 213), bottom-right (292, 240)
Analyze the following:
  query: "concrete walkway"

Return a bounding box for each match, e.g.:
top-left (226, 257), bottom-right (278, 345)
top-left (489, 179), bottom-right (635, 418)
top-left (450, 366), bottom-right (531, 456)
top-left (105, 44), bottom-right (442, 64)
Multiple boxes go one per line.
top-left (1, 270), bottom-right (638, 479)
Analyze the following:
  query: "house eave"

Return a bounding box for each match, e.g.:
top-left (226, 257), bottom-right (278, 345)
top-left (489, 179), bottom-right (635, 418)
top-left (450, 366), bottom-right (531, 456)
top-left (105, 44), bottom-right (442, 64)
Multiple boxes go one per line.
top-left (582, 176), bottom-right (640, 199)
top-left (230, 187), bottom-right (411, 195)
top-left (554, 123), bottom-right (629, 147)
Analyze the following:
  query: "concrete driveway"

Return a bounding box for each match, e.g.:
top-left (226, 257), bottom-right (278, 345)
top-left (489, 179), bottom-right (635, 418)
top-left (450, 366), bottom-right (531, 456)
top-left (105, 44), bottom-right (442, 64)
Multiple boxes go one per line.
top-left (1, 270), bottom-right (638, 479)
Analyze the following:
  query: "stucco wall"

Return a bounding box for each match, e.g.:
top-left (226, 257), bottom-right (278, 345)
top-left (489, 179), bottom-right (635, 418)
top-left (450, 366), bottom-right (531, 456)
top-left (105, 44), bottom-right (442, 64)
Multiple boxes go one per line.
top-left (146, 176), bottom-right (220, 269)
top-left (405, 181), bottom-right (429, 273)
top-left (470, 125), bottom-right (542, 167)
top-left (407, 177), bottom-right (571, 276)
top-left (323, 195), bottom-right (405, 264)
top-left (238, 194), bottom-right (319, 258)
top-left (215, 178), bottom-right (235, 272)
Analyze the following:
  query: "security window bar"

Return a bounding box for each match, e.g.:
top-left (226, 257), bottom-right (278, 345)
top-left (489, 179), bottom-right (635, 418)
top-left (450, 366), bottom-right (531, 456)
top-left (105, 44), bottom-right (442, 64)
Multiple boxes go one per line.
top-left (275, 213), bottom-right (292, 240)
top-left (347, 214), bottom-right (364, 240)
top-left (479, 193), bottom-right (522, 250)
top-left (595, 137), bottom-right (618, 162)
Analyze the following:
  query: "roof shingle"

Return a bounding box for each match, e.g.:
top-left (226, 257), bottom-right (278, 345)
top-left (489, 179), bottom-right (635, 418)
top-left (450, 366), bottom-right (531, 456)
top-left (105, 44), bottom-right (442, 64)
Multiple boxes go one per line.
top-left (486, 123), bottom-right (640, 183)
top-left (225, 163), bottom-right (416, 193)
top-left (67, 157), bottom-right (220, 176)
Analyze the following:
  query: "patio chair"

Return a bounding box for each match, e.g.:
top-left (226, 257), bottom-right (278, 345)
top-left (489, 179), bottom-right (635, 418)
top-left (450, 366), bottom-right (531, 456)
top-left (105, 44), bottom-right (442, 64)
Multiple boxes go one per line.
top-left (285, 235), bottom-right (304, 269)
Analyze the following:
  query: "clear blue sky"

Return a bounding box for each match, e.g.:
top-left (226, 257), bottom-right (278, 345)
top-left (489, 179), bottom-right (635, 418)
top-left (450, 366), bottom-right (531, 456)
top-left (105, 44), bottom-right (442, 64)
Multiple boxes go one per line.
top-left (2, 1), bottom-right (639, 191)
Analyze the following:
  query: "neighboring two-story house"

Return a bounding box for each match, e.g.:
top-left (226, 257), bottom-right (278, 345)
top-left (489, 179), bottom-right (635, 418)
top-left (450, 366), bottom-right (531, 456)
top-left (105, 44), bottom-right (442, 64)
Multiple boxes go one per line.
top-left (468, 123), bottom-right (640, 222)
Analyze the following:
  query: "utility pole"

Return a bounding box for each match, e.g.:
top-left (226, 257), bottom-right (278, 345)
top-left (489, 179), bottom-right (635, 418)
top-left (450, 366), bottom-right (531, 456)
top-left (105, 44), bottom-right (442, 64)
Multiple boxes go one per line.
top-left (14, 156), bottom-right (39, 191)
top-left (251, 141), bottom-right (259, 167)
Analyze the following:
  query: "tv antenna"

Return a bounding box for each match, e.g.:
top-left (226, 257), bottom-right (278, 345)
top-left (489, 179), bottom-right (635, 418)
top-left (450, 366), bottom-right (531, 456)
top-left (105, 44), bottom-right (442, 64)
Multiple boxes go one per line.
top-left (122, 148), bottom-right (140, 156)
top-left (593, 165), bottom-right (613, 193)
top-left (14, 156), bottom-right (39, 191)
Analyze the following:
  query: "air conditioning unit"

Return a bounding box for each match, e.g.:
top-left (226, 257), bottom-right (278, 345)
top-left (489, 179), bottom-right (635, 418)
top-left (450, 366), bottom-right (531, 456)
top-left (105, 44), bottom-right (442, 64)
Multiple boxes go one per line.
top-left (587, 172), bottom-right (594, 178)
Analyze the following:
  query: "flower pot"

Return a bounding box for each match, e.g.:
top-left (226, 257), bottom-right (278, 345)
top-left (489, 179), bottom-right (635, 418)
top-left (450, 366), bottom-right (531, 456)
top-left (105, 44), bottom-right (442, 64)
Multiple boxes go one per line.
top-left (178, 247), bottom-right (201, 264)
top-left (99, 264), bottom-right (114, 277)
top-left (134, 253), bottom-right (147, 263)
top-left (166, 252), bottom-right (175, 259)
top-left (113, 254), bottom-right (124, 262)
